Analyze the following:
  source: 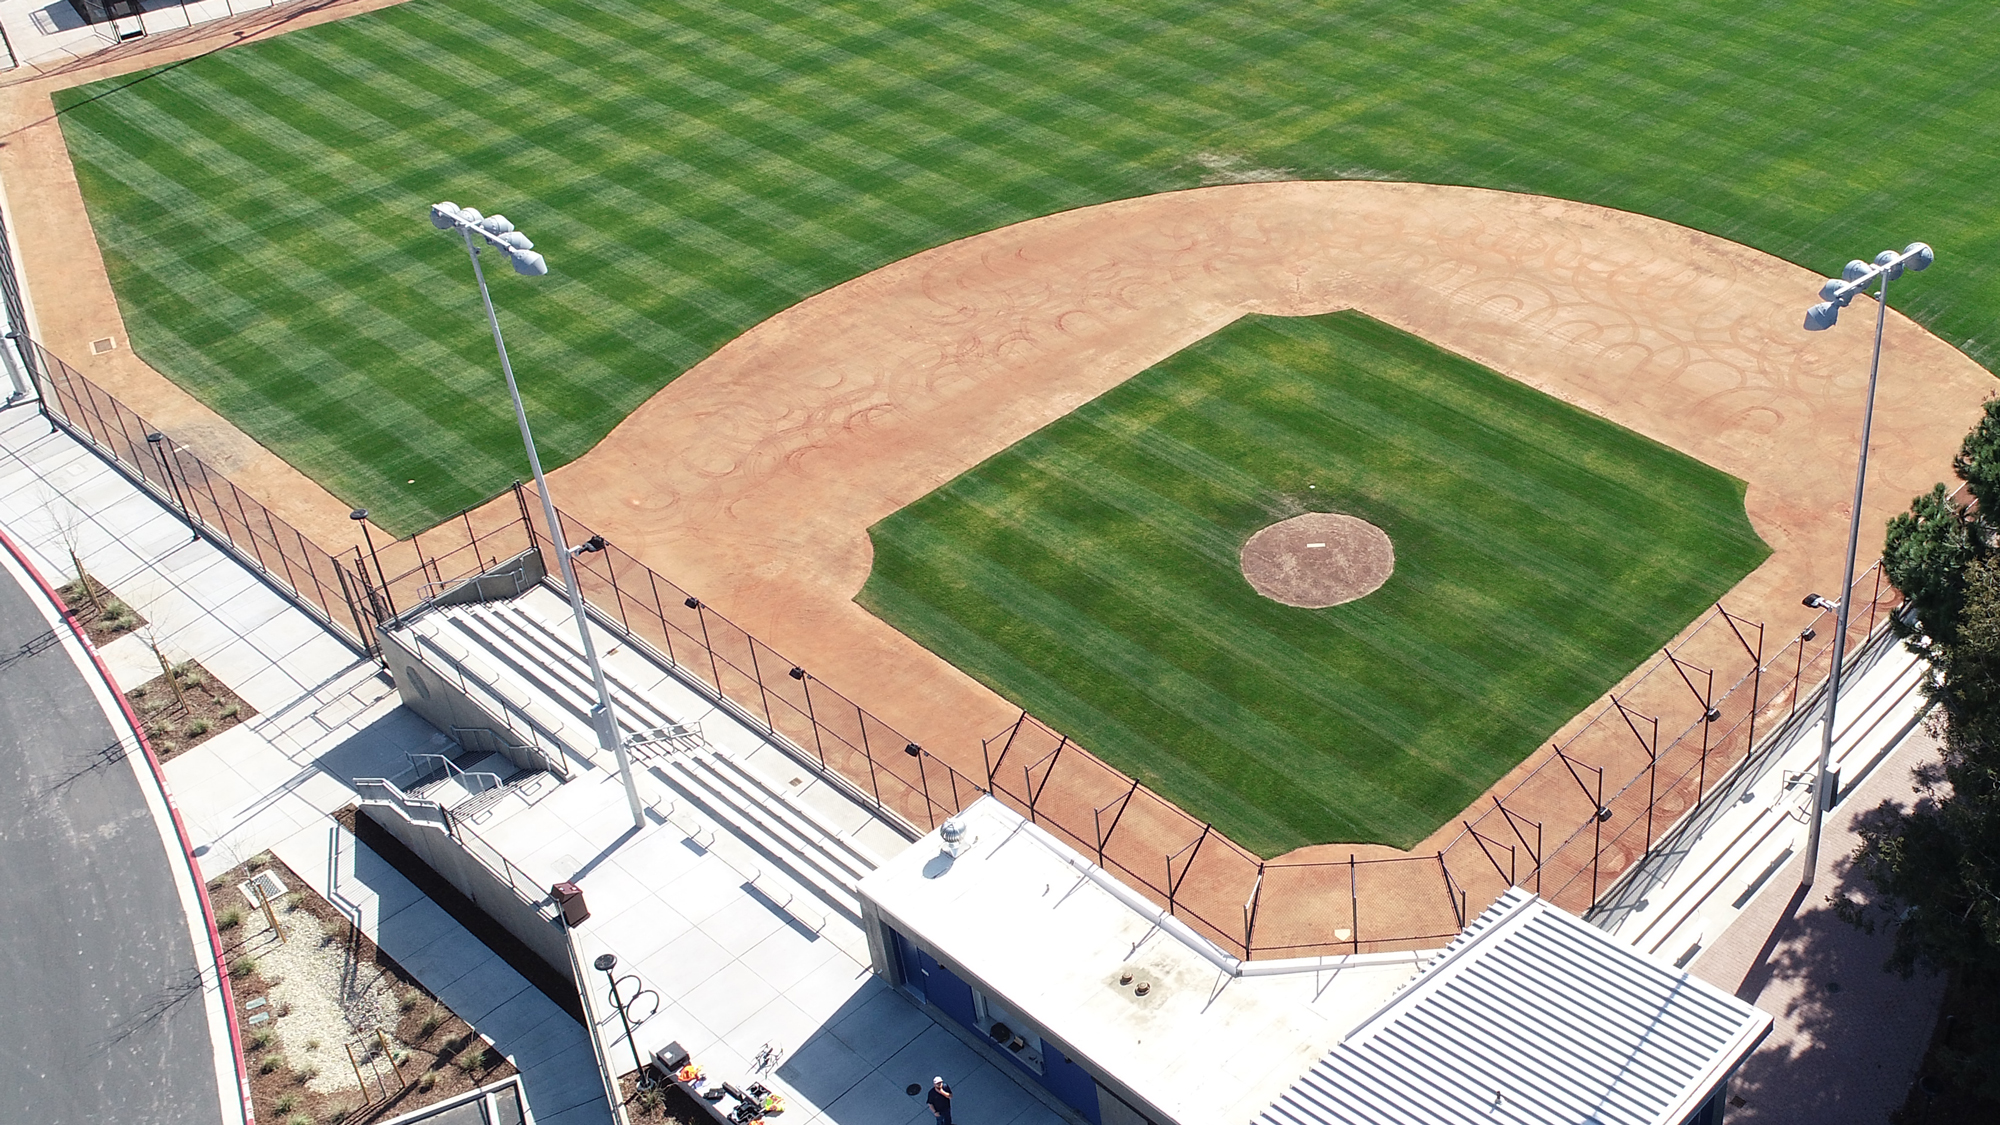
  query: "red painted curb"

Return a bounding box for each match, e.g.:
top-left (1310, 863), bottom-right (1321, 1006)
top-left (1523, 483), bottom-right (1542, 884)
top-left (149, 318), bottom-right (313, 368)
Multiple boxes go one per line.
top-left (0, 526), bottom-right (256, 1125)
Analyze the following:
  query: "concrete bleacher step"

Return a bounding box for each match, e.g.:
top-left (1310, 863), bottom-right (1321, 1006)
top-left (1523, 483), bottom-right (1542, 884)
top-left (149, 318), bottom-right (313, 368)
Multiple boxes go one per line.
top-left (482, 601), bottom-right (888, 876)
top-left (663, 753), bottom-right (869, 898)
top-left (686, 753), bottom-right (874, 885)
top-left (418, 614), bottom-right (592, 765)
top-left (448, 605), bottom-right (678, 751)
top-left (649, 760), bottom-right (849, 935)
top-left (408, 600), bottom-right (888, 939)
top-left (476, 604), bottom-right (687, 738)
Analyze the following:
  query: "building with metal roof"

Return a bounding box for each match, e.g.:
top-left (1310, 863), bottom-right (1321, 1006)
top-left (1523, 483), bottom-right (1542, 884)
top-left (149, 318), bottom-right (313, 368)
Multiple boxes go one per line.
top-left (1259, 889), bottom-right (1771, 1125)
top-left (857, 797), bottom-right (1770, 1125)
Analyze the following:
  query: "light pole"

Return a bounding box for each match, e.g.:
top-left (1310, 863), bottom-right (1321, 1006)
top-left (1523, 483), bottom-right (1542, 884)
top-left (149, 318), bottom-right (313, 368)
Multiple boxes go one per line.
top-left (1796, 240), bottom-right (1934, 891)
top-left (430, 200), bottom-right (645, 831)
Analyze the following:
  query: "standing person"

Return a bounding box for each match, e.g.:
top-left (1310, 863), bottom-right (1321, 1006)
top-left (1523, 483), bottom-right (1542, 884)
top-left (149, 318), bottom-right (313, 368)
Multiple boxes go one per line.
top-left (927, 1076), bottom-right (954, 1124)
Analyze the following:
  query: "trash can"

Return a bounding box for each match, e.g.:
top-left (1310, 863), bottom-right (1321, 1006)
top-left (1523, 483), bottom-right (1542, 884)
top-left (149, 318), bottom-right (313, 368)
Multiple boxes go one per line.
top-left (552, 881), bottom-right (589, 926)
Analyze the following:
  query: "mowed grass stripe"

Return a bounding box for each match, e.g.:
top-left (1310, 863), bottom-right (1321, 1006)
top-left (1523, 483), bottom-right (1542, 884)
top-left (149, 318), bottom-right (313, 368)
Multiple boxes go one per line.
top-left (55, 0), bottom-right (2000, 533)
top-left (861, 313), bottom-right (1767, 853)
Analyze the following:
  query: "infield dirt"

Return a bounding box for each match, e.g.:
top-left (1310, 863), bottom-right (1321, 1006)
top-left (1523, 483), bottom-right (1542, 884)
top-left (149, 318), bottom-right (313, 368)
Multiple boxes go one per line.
top-left (534, 179), bottom-right (1994, 872)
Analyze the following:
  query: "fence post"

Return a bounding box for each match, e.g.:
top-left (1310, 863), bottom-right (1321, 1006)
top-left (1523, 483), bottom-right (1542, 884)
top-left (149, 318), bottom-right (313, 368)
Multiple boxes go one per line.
top-left (513, 480), bottom-right (539, 559)
top-left (1348, 854), bottom-right (1359, 954)
top-left (745, 638), bottom-right (776, 733)
top-left (690, 599), bottom-right (725, 697)
top-left (796, 670), bottom-right (828, 768)
top-left (1439, 853), bottom-right (1464, 931)
top-left (1242, 863), bottom-right (1264, 958)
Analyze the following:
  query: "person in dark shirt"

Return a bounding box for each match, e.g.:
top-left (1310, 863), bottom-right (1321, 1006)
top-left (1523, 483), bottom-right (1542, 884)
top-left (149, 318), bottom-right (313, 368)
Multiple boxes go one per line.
top-left (927, 1076), bottom-right (954, 1124)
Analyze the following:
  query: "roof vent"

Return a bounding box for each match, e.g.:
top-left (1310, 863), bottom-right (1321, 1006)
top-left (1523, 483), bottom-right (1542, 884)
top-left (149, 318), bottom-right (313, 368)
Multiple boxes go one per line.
top-left (940, 815), bottom-right (976, 858)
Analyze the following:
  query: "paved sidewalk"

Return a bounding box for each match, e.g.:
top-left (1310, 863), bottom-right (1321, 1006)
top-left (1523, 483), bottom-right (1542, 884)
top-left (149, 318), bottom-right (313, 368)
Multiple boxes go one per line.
top-left (0, 401), bottom-right (608, 1123)
top-left (1692, 722), bottom-right (1950, 1124)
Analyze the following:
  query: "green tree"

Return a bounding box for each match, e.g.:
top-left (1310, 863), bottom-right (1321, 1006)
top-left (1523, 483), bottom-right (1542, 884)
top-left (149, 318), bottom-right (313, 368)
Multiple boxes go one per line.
top-left (1952, 399), bottom-right (2000, 518)
top-left (1841, 557), bottom-right (2000, 1100)
top-left (1847, 401), bottom-right (2000, 1104)
top-left (1884, 483), bottom-right (1980, 654)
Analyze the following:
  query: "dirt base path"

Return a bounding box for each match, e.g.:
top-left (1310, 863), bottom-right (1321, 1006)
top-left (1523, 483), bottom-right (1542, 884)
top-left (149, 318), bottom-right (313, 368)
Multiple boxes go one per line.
top-left (0, 0), bottom-right (411, 550)
top-left (541, 180), bottom-right (1993, 869)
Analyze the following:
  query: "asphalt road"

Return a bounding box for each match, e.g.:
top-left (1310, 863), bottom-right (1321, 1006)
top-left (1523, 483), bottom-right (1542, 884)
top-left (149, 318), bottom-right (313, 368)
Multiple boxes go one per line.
top-left (0, 561), bottom-right (225, 1123)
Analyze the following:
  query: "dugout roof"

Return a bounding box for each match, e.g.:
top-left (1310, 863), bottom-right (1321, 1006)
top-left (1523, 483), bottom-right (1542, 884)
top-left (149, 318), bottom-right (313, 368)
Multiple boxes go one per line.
top-left (1257, 888), bottom-right (1772, 1125)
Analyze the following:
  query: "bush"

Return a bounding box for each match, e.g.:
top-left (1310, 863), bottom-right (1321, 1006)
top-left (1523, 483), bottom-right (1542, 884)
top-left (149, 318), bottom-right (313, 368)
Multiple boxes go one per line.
top-left (187, 718), bottom-right (210, 737)
top-left (274, 1093), bottom-right (297, 1114)
top-left (248, 1029), bottom-right (274, 1051)
top-left (326, 1103), bottom-right (356, 1125)
top-left (221, 703), bottom-right (240, 719)
top-left (287, 1115), bottom-right (311, 1125)
top-left (292, 1063), bottom-right (318, 1084)
top-left (398, 990), bottom-right (421, 1012)
top-left (455, 1048), bottom-right (487, 1073)
top-left (217, 908), bottom-right (242, 930)
top-left (417, 1009), bottom-right (443, 1039)
top-left (229, 956), bottom-right (257, 979)
top-left (247, 852), bottom-right (270, 870)
top-left (304, 1038), bottom-right (319, 1051)
top-left (282, 892), bottom-right (302, 913)
top-left (259, 1054), bottom-right (282, 1075)
top-left (418, 1072), bottom-right (438, 1092)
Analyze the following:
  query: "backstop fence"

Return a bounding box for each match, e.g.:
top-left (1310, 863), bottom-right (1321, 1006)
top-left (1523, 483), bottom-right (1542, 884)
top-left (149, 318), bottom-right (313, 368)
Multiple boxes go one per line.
top-left (17, 337), bottom-right (1916, 960)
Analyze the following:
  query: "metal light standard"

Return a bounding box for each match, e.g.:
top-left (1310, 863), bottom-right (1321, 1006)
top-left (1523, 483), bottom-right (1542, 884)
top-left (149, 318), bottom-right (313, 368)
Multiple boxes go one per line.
top-left (1796, 240), bottom-right (1934, 891)
top-left (429, 201), bottom-right (645, 831)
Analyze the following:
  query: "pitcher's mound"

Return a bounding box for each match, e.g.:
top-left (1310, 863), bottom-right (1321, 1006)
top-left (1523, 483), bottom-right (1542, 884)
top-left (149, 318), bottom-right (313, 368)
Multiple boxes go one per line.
top-left (1241, 513), bottom-right (1394, 608)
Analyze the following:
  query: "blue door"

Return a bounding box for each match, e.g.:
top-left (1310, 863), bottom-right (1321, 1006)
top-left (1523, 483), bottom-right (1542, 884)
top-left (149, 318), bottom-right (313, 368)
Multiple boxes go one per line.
top-left (890, 928), bottom-right (977, 1027)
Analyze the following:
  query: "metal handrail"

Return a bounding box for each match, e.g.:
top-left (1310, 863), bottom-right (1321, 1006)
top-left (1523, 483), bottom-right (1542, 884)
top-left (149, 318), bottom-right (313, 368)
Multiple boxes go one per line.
top-left (406, 751), bottom-right (504, 794)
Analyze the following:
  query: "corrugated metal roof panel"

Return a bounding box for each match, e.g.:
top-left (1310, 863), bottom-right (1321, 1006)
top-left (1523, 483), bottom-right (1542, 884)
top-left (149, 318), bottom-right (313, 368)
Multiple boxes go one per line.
top-left (1257, 890), bottom-right (1771, 1125)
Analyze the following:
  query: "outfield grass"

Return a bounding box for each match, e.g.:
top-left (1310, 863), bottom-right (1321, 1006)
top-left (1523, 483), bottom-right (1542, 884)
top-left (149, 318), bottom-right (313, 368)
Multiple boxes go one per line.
top-left (52, 0), bottom-right (2000, 534)
top-left (859, 312), bottom-right (1769, 854)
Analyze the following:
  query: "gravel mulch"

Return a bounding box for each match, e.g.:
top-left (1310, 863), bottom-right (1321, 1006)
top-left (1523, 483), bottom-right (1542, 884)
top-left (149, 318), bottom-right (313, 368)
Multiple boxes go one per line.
top-left (213, 852), bottom-right (516, 1124)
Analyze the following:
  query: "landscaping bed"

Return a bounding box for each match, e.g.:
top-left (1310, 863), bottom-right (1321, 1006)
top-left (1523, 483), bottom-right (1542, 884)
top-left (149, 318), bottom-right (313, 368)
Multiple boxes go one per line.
top-left (211, 851), bottom-right (516, 1125)
top-left (129, 657), bottom-right (254, 763)
top-left (57, 573), bottom-right (144, 646)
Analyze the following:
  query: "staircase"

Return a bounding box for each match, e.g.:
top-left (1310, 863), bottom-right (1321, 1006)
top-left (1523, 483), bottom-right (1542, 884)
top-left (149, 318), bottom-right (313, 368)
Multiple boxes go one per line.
top-left (388, 595), bottom-right (907, 930)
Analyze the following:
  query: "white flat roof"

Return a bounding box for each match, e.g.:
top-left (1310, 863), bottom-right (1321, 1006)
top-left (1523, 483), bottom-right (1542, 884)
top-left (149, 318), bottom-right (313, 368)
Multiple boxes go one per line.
top-left (1258, 888), bottom-right (1773, 1125)
top-left (858, 796), bottom-right (1431, 1125)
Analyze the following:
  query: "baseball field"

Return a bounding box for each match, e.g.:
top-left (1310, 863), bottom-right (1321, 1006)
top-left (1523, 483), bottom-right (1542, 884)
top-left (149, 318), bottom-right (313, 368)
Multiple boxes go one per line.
top-left (34, 0), bottom-right (2000, 861)
top-left (51, 0), bottom-right (2000, 537)
top-left (859, 311), bottom-right (1768, 854)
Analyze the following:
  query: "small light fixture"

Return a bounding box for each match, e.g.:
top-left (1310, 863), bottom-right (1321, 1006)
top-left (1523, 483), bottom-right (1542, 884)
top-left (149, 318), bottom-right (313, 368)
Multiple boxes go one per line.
top-left (1800, 626), bottom-right (1817, 642)
top-left (1704, 707), bottom-right (1722, 723)
top-left (789, 666), bottom-right (806, 680)
top-left (684, 596), bottom-right (700, 610)
top-left (904, 742), bottom-right (922, 758)
top-left (1596, 806), bottom-right (1613, 823)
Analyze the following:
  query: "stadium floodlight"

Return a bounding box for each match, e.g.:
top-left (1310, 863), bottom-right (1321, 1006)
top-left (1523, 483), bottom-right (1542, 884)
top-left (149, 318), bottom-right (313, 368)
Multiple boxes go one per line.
top-left (428, 200), bottom-right (645, 831)
top-left (1796, 239), bottom-right (1934, 893)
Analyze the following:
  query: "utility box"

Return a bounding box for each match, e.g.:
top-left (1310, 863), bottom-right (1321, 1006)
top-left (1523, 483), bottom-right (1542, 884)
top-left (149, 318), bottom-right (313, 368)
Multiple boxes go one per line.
top-left (552, 881), bottom-right (589, 926)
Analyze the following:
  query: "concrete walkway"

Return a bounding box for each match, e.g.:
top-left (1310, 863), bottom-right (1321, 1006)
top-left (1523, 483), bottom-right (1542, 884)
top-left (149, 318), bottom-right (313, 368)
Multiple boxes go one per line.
top-left (0, 401), bottom-right (609, 1124)
top-left (276, 823), bottom-right (610, 1125)
top-left (1692, 722), bottom-right (1950, 1124)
